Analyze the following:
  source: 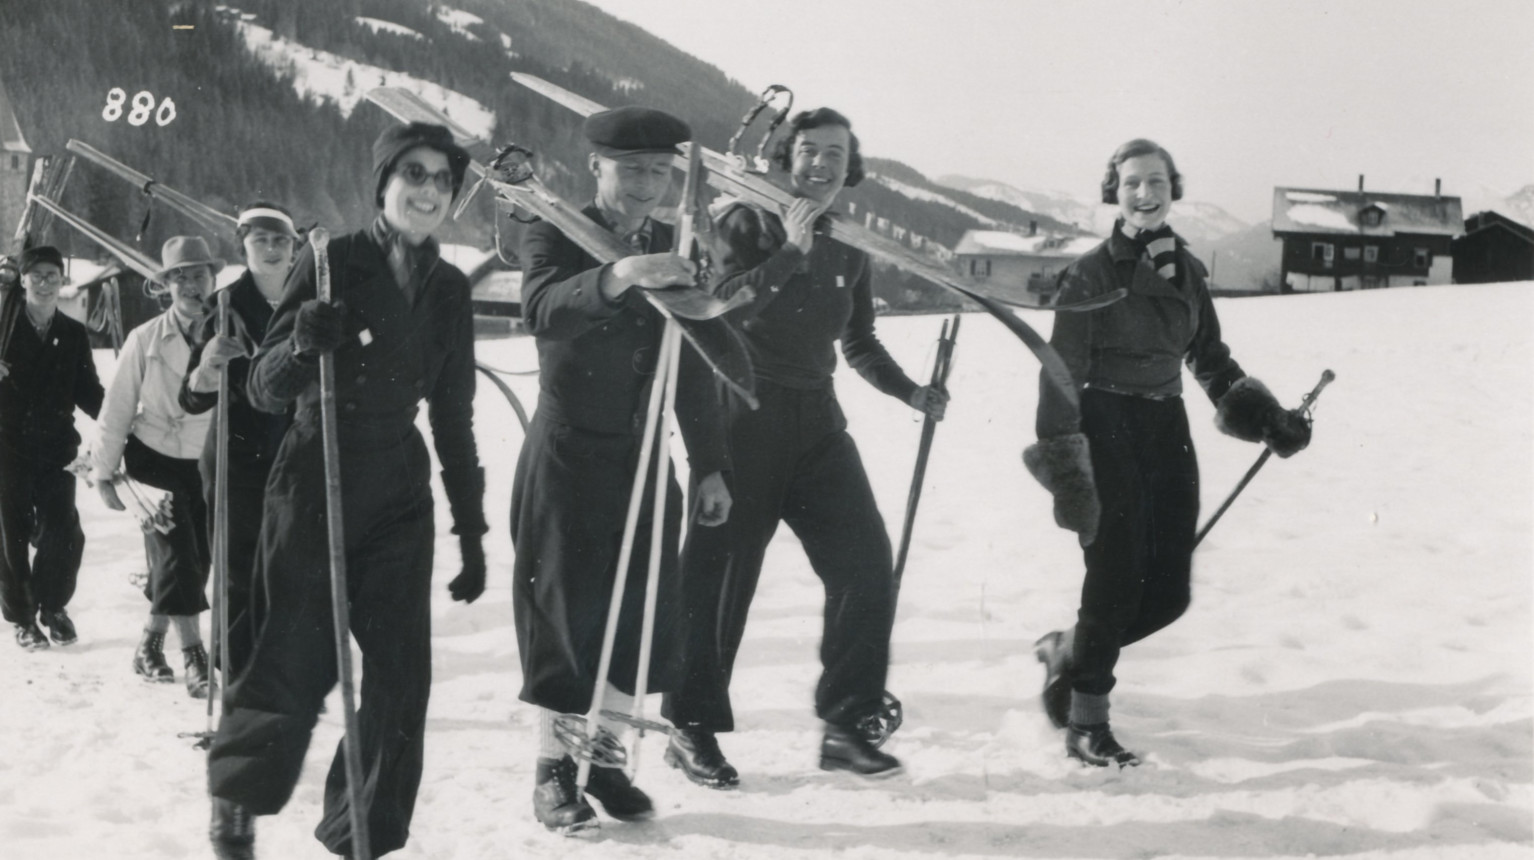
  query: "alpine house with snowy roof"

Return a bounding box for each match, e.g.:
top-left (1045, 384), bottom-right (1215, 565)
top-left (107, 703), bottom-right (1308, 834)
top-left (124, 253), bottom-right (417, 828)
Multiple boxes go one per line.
top-left (0, 74), bottom-right (33, 256)
top-left (952, 227), bottom-right (1100, 306)
top-left (1270, 178), bottom-right (1462, 292)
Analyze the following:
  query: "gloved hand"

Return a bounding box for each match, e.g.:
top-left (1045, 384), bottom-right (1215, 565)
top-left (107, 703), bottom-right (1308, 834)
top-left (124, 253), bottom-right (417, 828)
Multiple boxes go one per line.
top-left (1022, 433), bottom-right (1100, 547)
top-left (908, 385), bottom-right (950, 420)
top-left (188, 333), bottom-right (251, 393)
top-left (448, 534), bottom-right (486, 603)
top-left (1215, 377), bottom-right (1312, 458)
top-left (292, 299), bottom-right (345, 357)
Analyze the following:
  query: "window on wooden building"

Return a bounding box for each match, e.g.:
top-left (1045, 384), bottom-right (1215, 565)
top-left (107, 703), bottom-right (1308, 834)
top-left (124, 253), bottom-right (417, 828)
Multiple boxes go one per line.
top-left (1413, 248), bottom-right (1429, 268)
top-left (1364, 245), bottom-right (1379, 263)
top-left (1343, 247), bottom-right (1361, 261)
top-left (1311, 242), bottom-right (1334, 267)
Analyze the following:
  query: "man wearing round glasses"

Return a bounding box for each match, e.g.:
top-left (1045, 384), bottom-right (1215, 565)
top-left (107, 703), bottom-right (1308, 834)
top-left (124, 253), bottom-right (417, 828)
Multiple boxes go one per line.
top-left (0, 246), bottom-right (104, 651)
top-left (205, 122), bottom-right (488, 860)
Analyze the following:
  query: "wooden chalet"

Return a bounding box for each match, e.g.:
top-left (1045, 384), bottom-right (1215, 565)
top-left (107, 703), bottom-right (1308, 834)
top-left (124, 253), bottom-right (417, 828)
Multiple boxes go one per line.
top-left (952, 227), bottom-right (1100, 306)
top-left (1271, 179), bottom-right (1462, 292)
top-left (0, 74), bottom-right (34, 255)
top-left (1452, 210), bottom-right (1534, 284)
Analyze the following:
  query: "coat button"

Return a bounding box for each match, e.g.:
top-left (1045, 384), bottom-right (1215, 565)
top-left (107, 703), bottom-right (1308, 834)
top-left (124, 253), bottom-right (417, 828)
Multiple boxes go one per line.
top-left (635, 317), bottom-right (646, 327)
top-left (344, 402), bottom-right (357, 412)
top-left (355, 374), bottom-right (367, 385)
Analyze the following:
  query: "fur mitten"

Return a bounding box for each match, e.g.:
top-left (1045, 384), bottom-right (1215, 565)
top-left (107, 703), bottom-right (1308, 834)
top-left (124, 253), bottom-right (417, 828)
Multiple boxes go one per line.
top-left (1023, 433), bottom-right (1100, 546)
top-left (1215, 377), bottom-right (1312, 458)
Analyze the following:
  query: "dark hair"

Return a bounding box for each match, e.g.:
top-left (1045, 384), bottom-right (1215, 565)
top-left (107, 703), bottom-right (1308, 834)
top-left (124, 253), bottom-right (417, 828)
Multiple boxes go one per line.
top-left (234, 200), bottom-right (297, 249)
top-left (1101, 138), bottom-right (1183, 204)
top-left (769, 108), bottom-right (865, 188)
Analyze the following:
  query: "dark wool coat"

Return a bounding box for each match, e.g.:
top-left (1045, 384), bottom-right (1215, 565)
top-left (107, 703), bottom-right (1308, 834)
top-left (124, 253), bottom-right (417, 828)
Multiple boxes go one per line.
top-left (0, 291), bottom-right (104, 466)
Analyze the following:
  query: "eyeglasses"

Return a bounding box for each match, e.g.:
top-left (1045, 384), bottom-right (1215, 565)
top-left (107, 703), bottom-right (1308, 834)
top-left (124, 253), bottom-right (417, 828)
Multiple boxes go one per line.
top-left (23, 271), bottom-right (63, 284)
top-left (397, 162), bottom-right (455, 194)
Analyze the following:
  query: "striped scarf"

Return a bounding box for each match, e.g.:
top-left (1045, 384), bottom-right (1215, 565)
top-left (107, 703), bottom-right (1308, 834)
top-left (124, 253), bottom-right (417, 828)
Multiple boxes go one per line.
top-left (1120, 221), bottom-right (1180, 286)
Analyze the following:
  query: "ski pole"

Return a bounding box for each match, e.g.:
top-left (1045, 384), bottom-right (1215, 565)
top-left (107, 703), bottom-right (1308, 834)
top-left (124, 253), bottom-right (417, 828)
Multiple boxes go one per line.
top-left (1194, 369), bottom-right (1335, 548)
top-left (310, 229), bottom-right (371, 860)
top-left (892, 314), bottom-right (960, 598)
top-left (211, 290), bottom-right (233, 729)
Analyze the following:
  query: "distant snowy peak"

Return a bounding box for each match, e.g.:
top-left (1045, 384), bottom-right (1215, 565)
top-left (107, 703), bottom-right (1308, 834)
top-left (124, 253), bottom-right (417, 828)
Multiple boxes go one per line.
top-left (868, 173), bottom-right (1005, 228)
top-left (937, 174), bottom-right (1250, 246)
top-left (1473, 184), bottom-right (1534, 227)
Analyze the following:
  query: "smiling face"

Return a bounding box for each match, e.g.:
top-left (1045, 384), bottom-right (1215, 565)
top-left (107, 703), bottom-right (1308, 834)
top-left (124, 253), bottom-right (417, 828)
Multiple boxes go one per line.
top-left (242, 226), bottom-right (295, 280)
top-left (382, 146), bottom-right (452, 243)
top-left (164, 265), bottom-right (214, 319)
top-left (788, 124), bottom-right (851, 205)
top-left (22, 262), bottom-right (63, 309)
top-left (591, 152), bottom-right (674, 224)
top-left (1116, 153), bottom-right (1174, 231)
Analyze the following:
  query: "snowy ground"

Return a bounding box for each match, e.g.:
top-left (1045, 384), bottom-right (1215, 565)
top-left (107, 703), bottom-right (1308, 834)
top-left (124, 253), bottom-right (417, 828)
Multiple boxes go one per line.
top-left (1, 283), bottom-right (1529, 859)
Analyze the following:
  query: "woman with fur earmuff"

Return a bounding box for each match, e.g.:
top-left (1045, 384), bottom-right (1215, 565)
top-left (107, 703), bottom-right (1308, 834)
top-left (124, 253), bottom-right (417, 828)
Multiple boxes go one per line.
top-left (1025, 138), bottom-right (1311, 769)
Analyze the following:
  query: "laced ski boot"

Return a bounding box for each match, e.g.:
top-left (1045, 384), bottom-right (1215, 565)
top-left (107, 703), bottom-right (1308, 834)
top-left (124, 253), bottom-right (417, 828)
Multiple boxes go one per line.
top-left (210, 797), bottom-right (255, 860)
top-left (584, 762), bottom-right (655, 821)
top-left (14, 621), bottom-right (50, 651)
top-left (819, 723), bottom-right (903, 779)
top-left (1066, 722), bottom-right (1141, 768)
top-left (665, 729), bottom-right (740, 789)
top-left (184, 644), bottom-right (211, 699)
top-left (532, 755), bottom-right (598, 835)
top-left (39, 608), bottom-right (77, 645)
top-left (1034, 630), bottom-right (1072, 729)
top-left (132, 629), bottom-right (175, 682)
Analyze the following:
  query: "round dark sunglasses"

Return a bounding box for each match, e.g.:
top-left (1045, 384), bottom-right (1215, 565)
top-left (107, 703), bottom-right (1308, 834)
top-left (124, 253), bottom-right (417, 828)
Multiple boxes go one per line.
top-left (397, 162), bottom-right (455, 194)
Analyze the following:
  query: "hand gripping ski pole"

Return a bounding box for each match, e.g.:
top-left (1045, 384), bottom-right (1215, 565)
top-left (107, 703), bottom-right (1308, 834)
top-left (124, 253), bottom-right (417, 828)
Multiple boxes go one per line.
top-left (310, 229), bottom-right (371, 860)
top-left (1194, 369), bottom-right (1335, 549)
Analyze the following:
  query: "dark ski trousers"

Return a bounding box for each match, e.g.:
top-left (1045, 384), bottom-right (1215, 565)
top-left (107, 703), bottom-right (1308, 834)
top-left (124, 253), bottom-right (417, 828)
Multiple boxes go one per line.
top-left (207, 418), bottom-right (434, 858)
top-left (0, 439), bottom-right (85, 624)
top-left (511, 413), bottom-right (685, 716)
top-left (1071, 389), bottom-right (1199, 698)
top-left (663, 381), bottom-right (895, 732)
top-left (199, 449), bottom-right (271, 680)
top-left (124, 435), bottom-right (210, 616)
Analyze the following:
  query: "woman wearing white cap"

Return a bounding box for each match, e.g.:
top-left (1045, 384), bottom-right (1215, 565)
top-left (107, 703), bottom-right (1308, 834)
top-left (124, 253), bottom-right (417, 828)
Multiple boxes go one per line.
top-left (93, 235), bottom-right (221, 699)
top-left (179, 201), bottom-right (299, 680)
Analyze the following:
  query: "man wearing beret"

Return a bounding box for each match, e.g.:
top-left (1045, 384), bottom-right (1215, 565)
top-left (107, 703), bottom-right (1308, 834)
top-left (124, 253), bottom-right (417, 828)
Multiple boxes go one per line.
top-left (511, 105), bottom-right (733, 834)
top-left (0, 246), bottom-right (103, 651)
top-left (205, 122), bottom-right (488, 859)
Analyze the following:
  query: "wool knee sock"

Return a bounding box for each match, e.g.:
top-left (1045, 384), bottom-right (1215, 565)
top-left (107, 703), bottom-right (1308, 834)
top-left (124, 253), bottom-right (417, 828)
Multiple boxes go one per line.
top-left (1069, 691), bottom-right (1110, 727)
top-left (145, 614), bottom-right (170, 635)
top-left (170, 614), bottom-right (202, 650)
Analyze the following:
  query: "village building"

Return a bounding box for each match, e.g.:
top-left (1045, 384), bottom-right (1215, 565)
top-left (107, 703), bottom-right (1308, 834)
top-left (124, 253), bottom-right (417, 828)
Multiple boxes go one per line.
top-left (1452, 210), bottom-right (1534, 285)
top-left (0, 74), bottom-right (34, 256)
top-left (1270, 179), bottom-right (1462, 292)
top-left (952, 227), bottom-right (1100, 306)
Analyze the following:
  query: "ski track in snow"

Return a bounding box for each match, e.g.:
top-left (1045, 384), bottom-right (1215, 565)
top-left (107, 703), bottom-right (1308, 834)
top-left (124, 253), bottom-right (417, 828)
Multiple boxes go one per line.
top-left (0, 284), bottom-right (1530, 859)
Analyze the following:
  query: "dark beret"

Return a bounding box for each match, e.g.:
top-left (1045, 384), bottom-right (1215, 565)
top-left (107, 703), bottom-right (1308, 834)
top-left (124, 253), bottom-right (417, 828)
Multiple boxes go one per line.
top-left (20, 246), bottom-right (65, 274)
top-left (583, 106), bottom-right (690, 158)
top-left (372, 121), bottom-right (473, 208)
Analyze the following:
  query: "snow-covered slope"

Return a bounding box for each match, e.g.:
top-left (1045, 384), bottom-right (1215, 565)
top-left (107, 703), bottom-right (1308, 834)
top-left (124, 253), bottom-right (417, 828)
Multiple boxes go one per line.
top-left (1, 283), bottom-right (1529, 858)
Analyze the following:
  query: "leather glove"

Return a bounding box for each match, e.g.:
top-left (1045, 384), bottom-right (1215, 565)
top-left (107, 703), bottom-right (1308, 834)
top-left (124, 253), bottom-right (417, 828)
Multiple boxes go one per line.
top-left (1215, 377), bottom-right (1312, 458)
top-left (292, 299), bottom-right (345, 357)
top-left (448, 534), bottom-right (487, 603)
top-left (1022, 433), bottom-right (1100, 547)
top-left (908, 385), bottom-right (950, 420)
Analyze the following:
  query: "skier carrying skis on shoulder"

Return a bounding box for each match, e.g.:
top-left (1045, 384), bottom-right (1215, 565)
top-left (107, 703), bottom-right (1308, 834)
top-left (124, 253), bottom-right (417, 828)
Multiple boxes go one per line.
top-left (1026, 138), bottom-right (1312, 768)
top-left (205, 122), bottom-right (487, 859)
top-left (511, 105), bottom-right (733, 835)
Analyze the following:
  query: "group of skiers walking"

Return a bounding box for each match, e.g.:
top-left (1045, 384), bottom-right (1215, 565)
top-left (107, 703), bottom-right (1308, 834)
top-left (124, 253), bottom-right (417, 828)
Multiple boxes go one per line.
top-left (0, 100), bottom-right (1313, 858)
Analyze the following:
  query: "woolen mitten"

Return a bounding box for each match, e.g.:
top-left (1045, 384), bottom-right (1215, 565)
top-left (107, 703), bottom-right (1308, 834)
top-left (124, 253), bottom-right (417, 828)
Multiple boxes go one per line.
top-left (292, 299), bottom-right (345, 356)
top-left (449, 535), bottom-right (487, 604)
top-left (1215, 377), bottom-right (1312, 458)
top-left (1022, 433), bottom-right (1100, 546)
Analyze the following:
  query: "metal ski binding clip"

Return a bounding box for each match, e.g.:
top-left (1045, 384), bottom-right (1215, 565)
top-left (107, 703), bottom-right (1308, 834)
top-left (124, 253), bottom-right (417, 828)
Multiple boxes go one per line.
top-left (727, 85), bottom-right (793, 174)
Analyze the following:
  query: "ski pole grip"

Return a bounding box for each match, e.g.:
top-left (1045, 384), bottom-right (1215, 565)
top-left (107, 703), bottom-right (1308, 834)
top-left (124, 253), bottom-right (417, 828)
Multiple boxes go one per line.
top-left (309, 228), bottom-right (331, 302)
top-left (1301, 369), bottom-right (1336, 413)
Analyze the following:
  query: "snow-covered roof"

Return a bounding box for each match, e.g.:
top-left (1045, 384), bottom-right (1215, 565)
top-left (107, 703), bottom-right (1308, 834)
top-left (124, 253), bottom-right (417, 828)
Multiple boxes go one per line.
top-left (0, 74), bottom-right (32, 154)
top-left (953, 230), bottom-right (1098, 258)
top-left (1272, 187), bottom-right (1463, 237)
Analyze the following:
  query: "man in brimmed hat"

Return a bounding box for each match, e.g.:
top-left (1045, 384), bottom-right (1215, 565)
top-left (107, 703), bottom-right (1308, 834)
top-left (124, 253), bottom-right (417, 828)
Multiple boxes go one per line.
top-left (93, 235), bottom-right (221, 696)
top-left (205, 122), bottom-right (487, 859)
top-left (0, 246), bottom-right (104, 650)
top-left (509, 105), bottom-right (733, 833)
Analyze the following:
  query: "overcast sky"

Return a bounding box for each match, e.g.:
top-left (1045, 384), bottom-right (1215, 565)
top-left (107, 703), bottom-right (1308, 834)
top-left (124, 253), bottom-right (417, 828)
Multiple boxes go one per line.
top-left (581, 0), bottom-right (1534, 223)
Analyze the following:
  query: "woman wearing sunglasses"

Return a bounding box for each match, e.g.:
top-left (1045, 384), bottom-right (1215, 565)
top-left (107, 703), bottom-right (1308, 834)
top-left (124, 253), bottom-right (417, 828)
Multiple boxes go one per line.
top-left (204, 123), bottom-right (489, 859)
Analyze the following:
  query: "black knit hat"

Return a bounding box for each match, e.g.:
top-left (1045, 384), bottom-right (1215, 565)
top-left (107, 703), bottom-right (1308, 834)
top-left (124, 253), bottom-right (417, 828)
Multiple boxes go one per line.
top-left (583, 106), bottom-right (690, 158)
top-left (20, 246), bottom-right (65, 275)
top-left (372, 122), bottom-right (472, 208)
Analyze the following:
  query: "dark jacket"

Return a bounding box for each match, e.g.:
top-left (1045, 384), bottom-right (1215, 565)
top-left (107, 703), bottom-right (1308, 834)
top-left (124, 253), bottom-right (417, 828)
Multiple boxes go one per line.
top-left (179, 272), bottom-right (291, 472)
top-left (711, 203), bottom-right (917, 402)
top-left (0, 291), bottom-right (104, 467)
top-left (249, 228), bottom-right (487, 537)
top-left (1036, 226), bottom-right (1245, 438)
top-left (520, 206), bottom-right (729, 476)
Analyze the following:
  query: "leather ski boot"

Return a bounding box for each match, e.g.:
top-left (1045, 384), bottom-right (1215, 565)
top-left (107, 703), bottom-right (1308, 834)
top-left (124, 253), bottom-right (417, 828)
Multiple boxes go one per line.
top-left (819, 723), bottom-right (903, 779)
top-left (665, 729), bottom-right (740, 789)
top-left (1066, 722), bottom-right (1141, 768)
top-left (210, 797), bottom-right (255, 859)
top-left (585, 763), bottom-right (654, 821)
top-left (14, 621), bottom-right (49, 651)
top-left (132, 629), bottom-right (174, 682)
top-left (184, 644), bottom-right (210, 699)
top-left (532, 755), bottom-right (598, 835)
top-left (39, 608), bottom-right (77, 645)
top-left (1035, 630), bottom-right (1072, 729)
